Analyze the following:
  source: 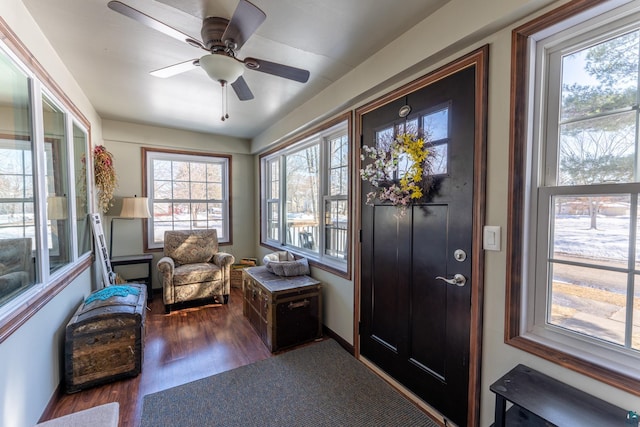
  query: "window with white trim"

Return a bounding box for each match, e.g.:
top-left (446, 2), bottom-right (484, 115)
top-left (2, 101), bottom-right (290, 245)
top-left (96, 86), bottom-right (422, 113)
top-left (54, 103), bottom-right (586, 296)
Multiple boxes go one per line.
top-left (144, 148), bottom-right (230, 249)
top-left (0, 36), bottom-right (91, 322)
top-left (508, 0), bottom-right (640, 386)
top-left (261, 119), bottom-right (349, 273)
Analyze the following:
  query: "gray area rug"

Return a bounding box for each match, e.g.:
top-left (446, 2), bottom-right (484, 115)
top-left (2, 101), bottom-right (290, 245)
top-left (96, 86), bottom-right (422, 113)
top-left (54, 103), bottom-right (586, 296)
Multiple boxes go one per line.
top-left (141, 339), bottom-right (439, 426)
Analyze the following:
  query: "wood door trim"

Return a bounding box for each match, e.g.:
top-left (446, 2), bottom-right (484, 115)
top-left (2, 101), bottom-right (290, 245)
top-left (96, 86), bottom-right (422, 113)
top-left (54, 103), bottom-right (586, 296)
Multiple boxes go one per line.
top-left (354, 45), bottom-right (489, 427)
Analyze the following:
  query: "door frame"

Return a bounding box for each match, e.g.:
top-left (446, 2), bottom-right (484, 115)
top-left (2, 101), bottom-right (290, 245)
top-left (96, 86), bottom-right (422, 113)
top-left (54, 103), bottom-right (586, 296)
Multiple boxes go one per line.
top-left (354, 45), bottom-right (488, 427)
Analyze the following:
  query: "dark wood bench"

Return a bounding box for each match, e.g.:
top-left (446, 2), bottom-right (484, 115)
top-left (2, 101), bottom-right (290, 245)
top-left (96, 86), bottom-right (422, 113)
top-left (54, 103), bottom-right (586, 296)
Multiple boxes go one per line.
top-left (490, 364), bottom-right (637, 426)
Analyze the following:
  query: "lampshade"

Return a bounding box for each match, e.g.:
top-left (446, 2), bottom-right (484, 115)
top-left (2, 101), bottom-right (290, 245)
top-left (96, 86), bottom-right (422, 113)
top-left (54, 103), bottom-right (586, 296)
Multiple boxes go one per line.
top-left (199, 54), bottom-right (244, 83)
top-left (120, 196), bottom-right (151, 219)
top-left (47, 196), bottom-right (68, 220)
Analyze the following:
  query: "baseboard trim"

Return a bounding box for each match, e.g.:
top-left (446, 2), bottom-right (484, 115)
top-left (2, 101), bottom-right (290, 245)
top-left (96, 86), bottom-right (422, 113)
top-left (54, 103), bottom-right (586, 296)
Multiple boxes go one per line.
top-left (322, 325), bottom-right (354, 355)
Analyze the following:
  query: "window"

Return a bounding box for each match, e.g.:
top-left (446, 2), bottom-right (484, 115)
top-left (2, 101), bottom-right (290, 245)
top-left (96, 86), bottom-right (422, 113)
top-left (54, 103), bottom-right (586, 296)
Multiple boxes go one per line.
top-left (143, 148), bottom-right (231, 250)
top-left (0, 25), bottom-right (92, 336)
top-left (508, 0), bottom-right (640, 391)
top-left (261, 116), bottom-right (350, 275)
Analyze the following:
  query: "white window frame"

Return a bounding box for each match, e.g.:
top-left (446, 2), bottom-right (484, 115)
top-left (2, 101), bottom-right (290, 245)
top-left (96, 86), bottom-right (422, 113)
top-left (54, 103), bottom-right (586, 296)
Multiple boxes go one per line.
top-left (511, 0), bottom-right (640, 385)
top-left (144, 149), bottom-right (231, 250)
top-left (260, 119), bottom-right (350, 274)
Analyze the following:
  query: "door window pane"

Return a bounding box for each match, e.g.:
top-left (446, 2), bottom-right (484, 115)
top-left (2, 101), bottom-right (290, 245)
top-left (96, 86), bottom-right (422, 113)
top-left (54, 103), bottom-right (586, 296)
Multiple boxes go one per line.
top-left (73, 124), bottom-right (90, 255)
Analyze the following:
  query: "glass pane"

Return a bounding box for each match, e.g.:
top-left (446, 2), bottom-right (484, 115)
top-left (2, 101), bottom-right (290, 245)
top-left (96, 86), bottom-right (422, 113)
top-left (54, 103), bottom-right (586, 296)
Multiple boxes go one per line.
top-left (206, 202), bottom-right (224, 239)
top-left (558, 111), bottom-right (635, 185)
top-left (172, 161), bottom-right (189, 180)
top-left (375, 127), bottom-right (394, 150)
top-left (206, 163), bottom-right (222, 182)
top-left (154, 180), bottom-right (172, 199)
top-left (330, 135), bottom-right (348, 169)
top-left (267, 201), bottom-right (279, 241)
top-left (190, 162), bottom-right (206, 179)
top-left (285, 145), bottom-right (319, 252)
top-left (324, 199), bottom-right (348, 260)
top-left (0, 51), bottom-right (38, 300)
top-left (431, 143), bottom-right (448, 175)
top-left (43, 94), bottom-right (71, 273)
top-left (207, 202), bottom-right (223, 221)
top-left (153, 221), bottom-right (172, 244)
top-left (190, 182), bottom-right (206, 200)
top-left (423, 108), bottom-right (449, 142)
top-left (153, 160), bottom-right (172, 180)
top-left (549, 263), bottom-right (627, 346)
top-left (208, 183), bottom-right (222, 200)
top-left (551, 195), bottom-right (629, 269)
top-left (561, 31), bottom-right (639, 122)
top-left (173, 181), bottom-right (189, 199)
top-left (73, 124), bottom-right (91, 255)
top-left (269, 160), bottom-right (279, 199)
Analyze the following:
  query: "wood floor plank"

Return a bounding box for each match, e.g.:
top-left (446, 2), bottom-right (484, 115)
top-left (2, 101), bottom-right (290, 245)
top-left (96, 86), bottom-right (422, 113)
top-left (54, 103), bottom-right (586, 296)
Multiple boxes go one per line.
top-left (40, 287), bottom-right (272, 427)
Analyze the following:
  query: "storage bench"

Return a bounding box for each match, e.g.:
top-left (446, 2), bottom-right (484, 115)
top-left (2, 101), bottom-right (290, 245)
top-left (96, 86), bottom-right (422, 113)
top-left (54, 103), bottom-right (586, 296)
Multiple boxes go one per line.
top-left (65, 284), bottom-right (146, 393)
top-left (242, 266), bottom-right (322, 352)
top-left (490, 364), bottom-right (637, 426)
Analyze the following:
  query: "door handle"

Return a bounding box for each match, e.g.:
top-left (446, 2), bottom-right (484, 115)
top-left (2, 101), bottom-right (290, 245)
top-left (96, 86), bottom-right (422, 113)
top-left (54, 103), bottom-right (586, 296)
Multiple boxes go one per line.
top-left (435, 274), bottom-right (466, 287)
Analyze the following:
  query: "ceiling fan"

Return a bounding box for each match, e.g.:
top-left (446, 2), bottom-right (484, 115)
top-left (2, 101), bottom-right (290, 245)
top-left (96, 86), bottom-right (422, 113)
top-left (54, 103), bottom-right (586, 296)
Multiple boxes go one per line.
top-left (107, 0), bottom-right (310, 120)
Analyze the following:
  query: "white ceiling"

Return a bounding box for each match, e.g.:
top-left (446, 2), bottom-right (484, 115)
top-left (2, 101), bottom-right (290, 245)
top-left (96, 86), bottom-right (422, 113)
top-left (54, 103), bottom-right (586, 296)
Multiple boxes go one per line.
top-left (22, 0), bottom-right (449, 139)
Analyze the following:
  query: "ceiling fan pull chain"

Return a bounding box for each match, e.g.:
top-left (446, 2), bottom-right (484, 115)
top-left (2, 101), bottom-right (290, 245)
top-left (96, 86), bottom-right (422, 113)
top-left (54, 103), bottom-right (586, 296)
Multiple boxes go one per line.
top-left (225, 82), bottom-right (230, 120)
top-left (221, 81), bottom-right (226, 121)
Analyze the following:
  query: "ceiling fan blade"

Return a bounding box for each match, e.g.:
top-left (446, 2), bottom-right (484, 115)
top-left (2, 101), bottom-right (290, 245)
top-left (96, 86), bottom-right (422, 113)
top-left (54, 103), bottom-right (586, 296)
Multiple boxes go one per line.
top-left (244, 58), bottom-right (310, 83)
top-left (107, 1), bottom-right (207, 50)
top-left (231, 76), bottom-right (254, 101)
top-left (150, 59), bottom-right (199, 78)
top-left (221, 0), bottom-right (266, 50)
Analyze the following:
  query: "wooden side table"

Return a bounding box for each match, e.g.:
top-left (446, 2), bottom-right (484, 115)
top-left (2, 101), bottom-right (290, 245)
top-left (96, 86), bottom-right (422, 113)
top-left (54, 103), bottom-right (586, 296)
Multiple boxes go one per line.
top-left (110, 253), bottom-right (154, 301)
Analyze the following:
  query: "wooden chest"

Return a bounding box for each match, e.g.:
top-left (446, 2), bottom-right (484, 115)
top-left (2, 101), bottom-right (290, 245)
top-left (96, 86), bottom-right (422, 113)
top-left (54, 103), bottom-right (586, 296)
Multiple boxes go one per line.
top-left (243, 266), bottom-right (322, 352)
top-left (65, 284), bottom-right (146, 393)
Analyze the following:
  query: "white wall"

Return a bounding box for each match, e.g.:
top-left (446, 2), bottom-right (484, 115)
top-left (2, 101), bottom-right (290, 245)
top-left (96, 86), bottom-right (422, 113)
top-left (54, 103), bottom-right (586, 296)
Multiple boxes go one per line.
top-left (101, 119), bottom-right (255, 292)
top-left (252, 0), bottom-right (640, 425)
top-left (0, 2), bottom-right (104, 426)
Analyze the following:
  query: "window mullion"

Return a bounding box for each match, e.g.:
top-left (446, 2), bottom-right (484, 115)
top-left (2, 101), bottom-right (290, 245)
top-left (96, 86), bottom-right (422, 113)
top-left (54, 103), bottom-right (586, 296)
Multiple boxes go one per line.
top-left (31, 79), bottom-right (49, 283)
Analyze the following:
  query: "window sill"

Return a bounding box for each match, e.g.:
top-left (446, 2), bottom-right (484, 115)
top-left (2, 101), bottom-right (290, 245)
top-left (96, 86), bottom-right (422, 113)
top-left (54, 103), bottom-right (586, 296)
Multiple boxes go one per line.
top-left (0, 255), bottom-right (93, 344)
top-left (506, 333), bottom-right (640, 397)
top-left (260, 242), bottom-right (350, 280)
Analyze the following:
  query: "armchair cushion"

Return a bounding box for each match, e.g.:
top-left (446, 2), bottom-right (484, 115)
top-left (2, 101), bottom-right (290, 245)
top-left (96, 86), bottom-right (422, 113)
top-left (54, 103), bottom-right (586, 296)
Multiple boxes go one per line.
top-left (163, 229), bottom-right (218, 266)
top-left (172, 263), bottom-right (221, 286)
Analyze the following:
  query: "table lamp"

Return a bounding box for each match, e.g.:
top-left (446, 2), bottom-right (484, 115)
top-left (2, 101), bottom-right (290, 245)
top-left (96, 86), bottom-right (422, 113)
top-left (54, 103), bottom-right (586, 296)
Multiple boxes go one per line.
top-left (109, 195), bottom-right (151, 258)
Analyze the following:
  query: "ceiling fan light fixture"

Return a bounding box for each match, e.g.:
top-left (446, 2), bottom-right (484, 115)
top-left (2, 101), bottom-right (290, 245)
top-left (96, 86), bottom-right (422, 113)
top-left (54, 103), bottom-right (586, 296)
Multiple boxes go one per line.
top-left (199, 54), bottom-right (244, 84)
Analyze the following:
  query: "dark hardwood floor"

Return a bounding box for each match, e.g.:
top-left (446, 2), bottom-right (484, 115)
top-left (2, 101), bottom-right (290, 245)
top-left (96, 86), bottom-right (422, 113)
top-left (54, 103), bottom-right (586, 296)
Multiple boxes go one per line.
top-left (40, 286), bottom-right (273, 427)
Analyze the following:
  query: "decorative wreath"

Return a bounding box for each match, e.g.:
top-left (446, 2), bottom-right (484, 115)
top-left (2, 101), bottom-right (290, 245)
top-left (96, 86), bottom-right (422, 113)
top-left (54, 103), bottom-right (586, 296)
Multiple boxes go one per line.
top-left (360, 133), bottom-right (434, 216)
top-left (92, 145), bottom-right (118, 213)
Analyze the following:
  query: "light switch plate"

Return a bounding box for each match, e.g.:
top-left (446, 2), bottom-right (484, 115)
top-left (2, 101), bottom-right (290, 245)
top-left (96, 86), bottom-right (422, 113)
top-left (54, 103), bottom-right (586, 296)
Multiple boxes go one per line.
top-left (483, 225), bottom-right (501, 251)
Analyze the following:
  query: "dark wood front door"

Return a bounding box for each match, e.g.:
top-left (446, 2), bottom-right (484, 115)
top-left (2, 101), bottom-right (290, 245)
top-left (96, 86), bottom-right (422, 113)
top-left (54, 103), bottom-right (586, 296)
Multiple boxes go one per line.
top-left (357, 48), bottom-right (487, 427)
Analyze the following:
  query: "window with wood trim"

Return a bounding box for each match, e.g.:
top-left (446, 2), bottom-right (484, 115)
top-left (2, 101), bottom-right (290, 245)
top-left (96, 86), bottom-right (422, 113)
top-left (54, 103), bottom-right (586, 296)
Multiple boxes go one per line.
top-left (507, 0), bottom-right (640, 393)
top-left (143, 148), bottom-right (231, 249)
top-left (260, 117), bottom-right (350, 276)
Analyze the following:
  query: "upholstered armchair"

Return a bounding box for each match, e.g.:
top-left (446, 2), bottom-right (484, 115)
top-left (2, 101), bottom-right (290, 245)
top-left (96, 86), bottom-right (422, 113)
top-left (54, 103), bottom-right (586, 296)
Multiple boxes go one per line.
top-left (157, 229), bottom-right (235, 313)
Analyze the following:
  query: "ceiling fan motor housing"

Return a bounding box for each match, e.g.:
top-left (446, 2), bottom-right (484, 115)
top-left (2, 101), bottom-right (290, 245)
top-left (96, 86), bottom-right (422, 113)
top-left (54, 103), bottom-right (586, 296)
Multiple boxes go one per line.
top-left (201, 17), bottom-right (230, 51)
